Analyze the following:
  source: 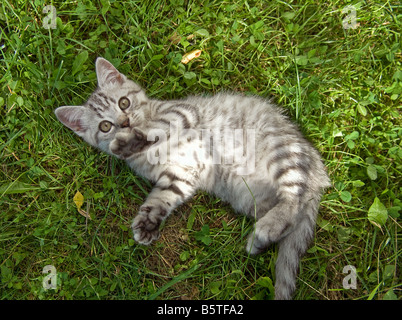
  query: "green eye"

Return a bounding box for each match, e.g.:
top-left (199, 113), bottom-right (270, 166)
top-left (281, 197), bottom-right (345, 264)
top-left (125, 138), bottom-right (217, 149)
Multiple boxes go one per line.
top-left (99, 120), bottom-right (112, 133)
top-left (119, 97), bottom-right (130, 110)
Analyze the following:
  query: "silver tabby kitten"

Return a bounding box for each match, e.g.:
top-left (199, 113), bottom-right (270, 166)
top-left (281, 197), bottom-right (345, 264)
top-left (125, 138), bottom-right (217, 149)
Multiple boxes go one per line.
top-left (55, 58), bottom-right (330, 300)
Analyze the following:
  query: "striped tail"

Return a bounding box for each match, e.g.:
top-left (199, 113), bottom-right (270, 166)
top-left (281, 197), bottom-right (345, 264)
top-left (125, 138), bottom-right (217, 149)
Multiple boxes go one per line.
top-left (274, 199), bottom-right (318, 300)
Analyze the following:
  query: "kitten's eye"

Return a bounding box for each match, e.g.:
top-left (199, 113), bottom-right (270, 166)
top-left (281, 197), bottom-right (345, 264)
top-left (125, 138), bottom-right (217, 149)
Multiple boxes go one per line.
top-left (99, 120), bottom-right (113, 133)
top-left (119, 97), bottom-right (130, 110)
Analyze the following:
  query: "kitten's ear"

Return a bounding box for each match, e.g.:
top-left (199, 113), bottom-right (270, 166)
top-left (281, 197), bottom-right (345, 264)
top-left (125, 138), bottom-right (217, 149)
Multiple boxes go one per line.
top-left (95, 57), bottom-right (126, 88)
top-left (55, 106), bottom-right (88, 133)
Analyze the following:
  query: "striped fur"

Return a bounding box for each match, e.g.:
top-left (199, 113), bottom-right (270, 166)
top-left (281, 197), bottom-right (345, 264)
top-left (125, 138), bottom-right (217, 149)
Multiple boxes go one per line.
top-left (55, 57), bottom-right (330, 300)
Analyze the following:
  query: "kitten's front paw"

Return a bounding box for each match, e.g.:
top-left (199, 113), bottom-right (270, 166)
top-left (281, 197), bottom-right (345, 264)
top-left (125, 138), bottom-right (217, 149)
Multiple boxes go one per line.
top-left (110, 128), bottom-right (154, 158)
top-left (110, 131), bottom-right (134, 158)
top-left (129, 128), bottom-right (154, 153)
top-left (131, 205), bottom-right (167, 245)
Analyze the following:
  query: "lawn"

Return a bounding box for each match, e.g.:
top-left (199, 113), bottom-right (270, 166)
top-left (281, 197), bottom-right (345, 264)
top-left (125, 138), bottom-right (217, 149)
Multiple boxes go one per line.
top-left (0, 0), bottom-right (401, 300)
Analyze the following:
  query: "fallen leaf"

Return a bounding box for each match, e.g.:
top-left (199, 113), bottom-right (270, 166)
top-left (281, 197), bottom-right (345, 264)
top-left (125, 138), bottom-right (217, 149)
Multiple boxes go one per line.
top-left (73, 191), bottom-right (92, 220)
top-left (181, 49), bottom-right (202, 64)
top-left (78, 208), bottom-right (92, 220)
top-left (73, 191), bottom-right (84, 211)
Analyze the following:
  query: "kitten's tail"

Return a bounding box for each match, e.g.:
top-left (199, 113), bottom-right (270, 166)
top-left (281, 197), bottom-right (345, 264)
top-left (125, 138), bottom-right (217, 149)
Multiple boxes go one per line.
top-left (274, 197), bottom-right (319, 300)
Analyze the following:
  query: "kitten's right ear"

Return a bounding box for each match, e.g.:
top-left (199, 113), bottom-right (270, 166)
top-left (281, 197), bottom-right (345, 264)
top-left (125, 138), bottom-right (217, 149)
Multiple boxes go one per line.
top-left (95, 57), bottom-right (126, 88)
top-left (55, 106), bottom-right (88, 133)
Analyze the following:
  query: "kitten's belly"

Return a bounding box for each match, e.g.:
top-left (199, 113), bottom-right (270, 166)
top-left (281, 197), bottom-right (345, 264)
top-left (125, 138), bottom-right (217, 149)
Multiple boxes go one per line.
top-left (203, 167), bottom-right (278, 218)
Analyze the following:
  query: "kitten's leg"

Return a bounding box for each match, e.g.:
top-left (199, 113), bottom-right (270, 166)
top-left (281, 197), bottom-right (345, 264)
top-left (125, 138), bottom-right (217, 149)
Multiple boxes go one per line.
top-left (246, 195), bottom-right (320, 300)
top-left (245, 197), bottom-right (301, 255)
top-left (110, 128), bottom-right (154, 158)
top-left (246, 162), bottom-right (314, 254)
top-left (131, 170), bottom-right (197, 245)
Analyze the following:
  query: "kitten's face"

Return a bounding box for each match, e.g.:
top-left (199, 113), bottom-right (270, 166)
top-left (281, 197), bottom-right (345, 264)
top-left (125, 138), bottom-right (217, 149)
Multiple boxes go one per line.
top-left (55, 58), bottom-right (148, 157)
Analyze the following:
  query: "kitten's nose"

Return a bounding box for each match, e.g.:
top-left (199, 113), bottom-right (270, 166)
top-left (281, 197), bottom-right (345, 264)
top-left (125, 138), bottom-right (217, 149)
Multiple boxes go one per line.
top-left (118, 116), bottom-right (130, 128)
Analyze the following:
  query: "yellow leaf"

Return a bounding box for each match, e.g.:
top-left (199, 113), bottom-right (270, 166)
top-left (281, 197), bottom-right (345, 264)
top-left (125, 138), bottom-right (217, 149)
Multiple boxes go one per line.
top-left (73, 191), bottom-right (84, 211)
top-left (181, 49), bottom-right (202, 64)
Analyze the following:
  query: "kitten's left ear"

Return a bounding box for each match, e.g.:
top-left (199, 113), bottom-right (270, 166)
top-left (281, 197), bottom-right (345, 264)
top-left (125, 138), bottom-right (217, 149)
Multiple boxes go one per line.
top-left (95, 57), bottom-right (126, 88)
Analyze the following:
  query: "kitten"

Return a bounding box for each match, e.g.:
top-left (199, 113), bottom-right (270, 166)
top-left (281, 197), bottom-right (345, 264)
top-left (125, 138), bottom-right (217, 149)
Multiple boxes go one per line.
top-left (55, 57), bottom-right (330, 300)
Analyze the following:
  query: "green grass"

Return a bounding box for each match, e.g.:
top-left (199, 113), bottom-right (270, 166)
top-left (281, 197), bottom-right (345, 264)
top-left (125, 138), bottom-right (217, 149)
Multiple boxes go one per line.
top-left (1, 0), bottom-right (401, 300)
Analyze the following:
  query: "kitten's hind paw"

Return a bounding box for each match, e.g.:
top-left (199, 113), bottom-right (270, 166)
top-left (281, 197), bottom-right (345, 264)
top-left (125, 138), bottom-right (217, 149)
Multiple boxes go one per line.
top-left (245, 232), bottom-right (268, 255)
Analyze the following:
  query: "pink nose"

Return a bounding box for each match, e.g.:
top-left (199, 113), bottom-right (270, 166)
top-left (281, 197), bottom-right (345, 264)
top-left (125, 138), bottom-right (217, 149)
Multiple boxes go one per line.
top-left (118, 116), bottom-right (130, 128)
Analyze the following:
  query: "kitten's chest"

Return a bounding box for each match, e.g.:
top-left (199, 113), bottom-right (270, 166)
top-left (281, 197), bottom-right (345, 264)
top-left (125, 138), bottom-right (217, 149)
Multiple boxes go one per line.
top-left (125, 138), bottom-right (207, 182)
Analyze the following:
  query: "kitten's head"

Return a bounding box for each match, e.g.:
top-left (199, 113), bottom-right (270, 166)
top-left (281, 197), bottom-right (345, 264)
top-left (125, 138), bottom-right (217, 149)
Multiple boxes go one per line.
top-left (55, 57), bottom-right (148, 157)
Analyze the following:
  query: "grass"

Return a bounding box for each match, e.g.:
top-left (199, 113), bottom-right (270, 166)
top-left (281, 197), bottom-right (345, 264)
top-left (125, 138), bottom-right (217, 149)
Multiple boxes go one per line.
top-left (0, 0), bottom-right (401, 300)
